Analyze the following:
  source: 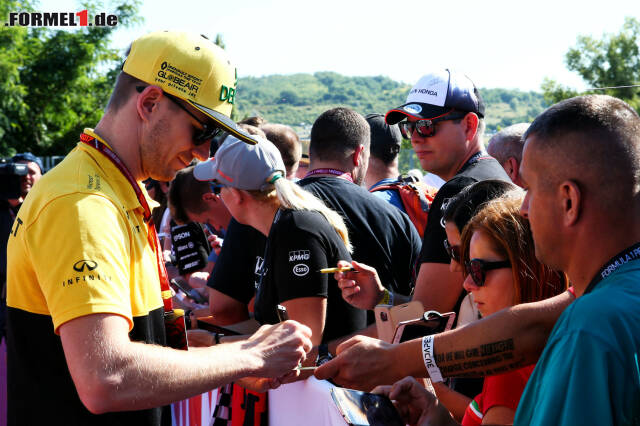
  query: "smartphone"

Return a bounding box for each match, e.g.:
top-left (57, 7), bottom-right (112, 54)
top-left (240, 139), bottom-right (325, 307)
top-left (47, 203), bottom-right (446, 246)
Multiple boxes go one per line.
top-left (374, 300), bottom-right (424, 343)
top-left (330, 388), bottom-right (404, 426)
top-left (170, 278), bottom-right (208, 305)
top-left (392, 311), bottom-right (456, 344)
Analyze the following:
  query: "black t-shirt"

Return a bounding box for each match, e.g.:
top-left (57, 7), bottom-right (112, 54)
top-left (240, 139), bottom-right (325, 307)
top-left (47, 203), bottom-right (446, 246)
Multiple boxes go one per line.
top-left (207, 218), bottom-right (266, 304)
top-left (419, 155), bottom-right (511, 264)
top-left (298, 177), bottom-right (422, 297)
top-left (254, 209), bottom-right (366, 343)
top-left (170, 221), bottom-right (210, 275)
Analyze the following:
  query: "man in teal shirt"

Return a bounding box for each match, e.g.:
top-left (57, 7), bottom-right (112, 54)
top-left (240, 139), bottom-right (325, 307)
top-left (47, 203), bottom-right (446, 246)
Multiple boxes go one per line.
top-left (515, 94), bottom-right (640, 425)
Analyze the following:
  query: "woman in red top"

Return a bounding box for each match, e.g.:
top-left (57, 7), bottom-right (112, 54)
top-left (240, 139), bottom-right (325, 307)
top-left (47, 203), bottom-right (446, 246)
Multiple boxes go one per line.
top-left (375, 193), bottom-right (567, 425)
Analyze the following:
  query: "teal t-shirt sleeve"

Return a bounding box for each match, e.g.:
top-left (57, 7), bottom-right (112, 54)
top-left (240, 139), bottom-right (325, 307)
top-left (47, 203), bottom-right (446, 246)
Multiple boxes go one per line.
top-left (515, 330), bottom-right (618, 426)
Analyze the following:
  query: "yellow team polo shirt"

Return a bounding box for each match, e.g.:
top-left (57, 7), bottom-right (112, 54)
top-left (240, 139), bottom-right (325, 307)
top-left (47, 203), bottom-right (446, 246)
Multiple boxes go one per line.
top-left (7, 128), bottom-right (163, 332)
top-left (6, 129), bottom-right (171, 424)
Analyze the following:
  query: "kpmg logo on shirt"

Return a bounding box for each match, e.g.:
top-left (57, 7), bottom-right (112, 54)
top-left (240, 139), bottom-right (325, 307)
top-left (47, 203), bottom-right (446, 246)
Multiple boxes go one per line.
top-left (289, 250), bottom-right (310, 262)
top-left (73, 259), bottom-right (98, 272)
top-left (293, 264), bottom-right (309, 277)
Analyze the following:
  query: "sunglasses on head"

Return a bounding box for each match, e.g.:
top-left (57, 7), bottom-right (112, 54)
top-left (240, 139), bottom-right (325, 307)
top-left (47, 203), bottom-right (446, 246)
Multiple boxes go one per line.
top-left (399, 111), bottom-right (468, 139)
top-left (209, 181), bottom-right (225, 195)
top-left (136, 86), bottom-right (222, 145)
top-left (465, 258), bottom-right (511, 287)
top-left (443, 239), bottom-right (461, 262)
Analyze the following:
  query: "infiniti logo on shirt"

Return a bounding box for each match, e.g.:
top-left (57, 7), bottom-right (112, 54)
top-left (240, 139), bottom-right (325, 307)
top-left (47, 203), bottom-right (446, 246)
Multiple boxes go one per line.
top-left (73, 260), bottom-right (98, 272)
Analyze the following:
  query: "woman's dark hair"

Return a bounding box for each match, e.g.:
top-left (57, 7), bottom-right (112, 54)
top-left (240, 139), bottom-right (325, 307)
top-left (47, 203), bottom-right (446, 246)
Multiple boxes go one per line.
top-left (442, 179), bottom-right (518, 233)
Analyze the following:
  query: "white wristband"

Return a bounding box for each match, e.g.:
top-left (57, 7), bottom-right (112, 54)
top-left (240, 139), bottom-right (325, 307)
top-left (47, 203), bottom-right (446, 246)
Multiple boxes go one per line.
top-left (422, 335), bottom-right (443, 383)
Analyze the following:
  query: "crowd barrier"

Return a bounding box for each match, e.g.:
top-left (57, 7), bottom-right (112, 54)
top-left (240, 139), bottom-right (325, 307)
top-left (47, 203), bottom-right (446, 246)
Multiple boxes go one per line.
top-left (172, 390), bottom-right (217, 426)
top-left (171, 377), bottom-right (347, 426)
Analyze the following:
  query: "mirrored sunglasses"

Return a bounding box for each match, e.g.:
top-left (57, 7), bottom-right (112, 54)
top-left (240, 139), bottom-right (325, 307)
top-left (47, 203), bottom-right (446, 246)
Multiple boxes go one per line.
top-left (399, 111), bottom-right (468, 139)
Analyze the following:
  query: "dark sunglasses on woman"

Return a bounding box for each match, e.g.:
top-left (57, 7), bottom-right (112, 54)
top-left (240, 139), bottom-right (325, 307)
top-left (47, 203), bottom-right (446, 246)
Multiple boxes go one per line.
top-left (465, 258), bottom-right (511, 287)
top-left (443, 239), bottom-right (461, 262)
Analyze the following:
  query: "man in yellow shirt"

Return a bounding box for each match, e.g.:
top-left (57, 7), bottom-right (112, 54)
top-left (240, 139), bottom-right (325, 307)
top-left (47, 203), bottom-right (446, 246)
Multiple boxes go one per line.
top-left (6, 31), bottom-right (311, 425)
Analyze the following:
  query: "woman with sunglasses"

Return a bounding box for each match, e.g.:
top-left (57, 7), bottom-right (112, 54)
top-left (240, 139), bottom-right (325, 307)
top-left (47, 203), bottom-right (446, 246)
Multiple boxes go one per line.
top-left (375, 194), bottom-right (567, 426)
top-left (441, 180), bottom-right (519, 328)
top-left (193, 136), bottom-right (366, 370)
top-left (434, 180), bottom-right (519, 418)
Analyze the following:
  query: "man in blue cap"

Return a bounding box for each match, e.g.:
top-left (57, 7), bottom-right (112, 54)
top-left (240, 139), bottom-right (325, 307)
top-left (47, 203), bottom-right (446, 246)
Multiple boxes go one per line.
top-left (11, 152), bottom-right (44, 204)
top-left (1, 152), bottom-right (43, 342)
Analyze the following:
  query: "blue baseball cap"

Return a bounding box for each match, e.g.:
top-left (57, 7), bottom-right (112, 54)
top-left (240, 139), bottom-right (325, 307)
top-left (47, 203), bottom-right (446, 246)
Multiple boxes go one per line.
top-left (12, 152), bottom-right (44, 173)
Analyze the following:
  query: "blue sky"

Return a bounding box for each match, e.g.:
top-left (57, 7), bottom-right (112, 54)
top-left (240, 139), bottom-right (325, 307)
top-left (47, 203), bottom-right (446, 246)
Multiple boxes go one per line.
top-left (30, 0), bottom-right (640, 91)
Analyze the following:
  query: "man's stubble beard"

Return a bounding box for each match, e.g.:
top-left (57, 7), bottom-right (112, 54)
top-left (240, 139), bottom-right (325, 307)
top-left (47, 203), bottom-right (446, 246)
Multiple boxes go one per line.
top-left (143, 118), bottom-right (175, 182)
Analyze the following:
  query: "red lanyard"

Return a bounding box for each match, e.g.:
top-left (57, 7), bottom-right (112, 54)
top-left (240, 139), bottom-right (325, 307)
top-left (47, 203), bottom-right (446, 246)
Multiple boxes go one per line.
top-left (79, 132), bottom-right (173, 312)
top-left (304, 168), bottom-right (354, 183)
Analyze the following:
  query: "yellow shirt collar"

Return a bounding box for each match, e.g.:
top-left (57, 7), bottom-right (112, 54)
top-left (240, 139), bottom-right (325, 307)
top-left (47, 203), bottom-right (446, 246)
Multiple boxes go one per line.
top-left (78, 128), bottom-right (160, 212)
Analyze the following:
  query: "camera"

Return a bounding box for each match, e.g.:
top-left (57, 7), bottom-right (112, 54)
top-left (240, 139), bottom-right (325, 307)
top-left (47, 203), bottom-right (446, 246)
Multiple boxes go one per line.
top-left (0, 159), bottom-right (28, 200)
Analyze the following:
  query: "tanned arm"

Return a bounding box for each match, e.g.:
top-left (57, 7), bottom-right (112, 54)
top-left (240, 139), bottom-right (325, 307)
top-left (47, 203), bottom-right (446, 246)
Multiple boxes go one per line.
top-left (315, 291), bottom-right (573, 391)
top-left (60, 313), bottom-right (311, 414)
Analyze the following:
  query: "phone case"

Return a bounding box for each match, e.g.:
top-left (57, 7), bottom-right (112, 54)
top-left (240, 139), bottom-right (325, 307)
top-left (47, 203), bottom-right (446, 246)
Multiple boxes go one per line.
top-left (391, 311), bottom-right (456, 344)
top-left (374, 300), bottom-right (424, 343)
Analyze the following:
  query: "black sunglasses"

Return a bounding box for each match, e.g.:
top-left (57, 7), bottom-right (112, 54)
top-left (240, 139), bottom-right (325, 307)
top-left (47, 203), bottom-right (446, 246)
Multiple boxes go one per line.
top-left (136, 86), bottom-right (222, 145)
top-left (399, 111), bottom-right (468, 139)
top-left (443, 239), bottom-right (461, 262)
top-left (465, 258), bottom-right (511, 287)
top-left (208, 181), bottom-right (225, 195)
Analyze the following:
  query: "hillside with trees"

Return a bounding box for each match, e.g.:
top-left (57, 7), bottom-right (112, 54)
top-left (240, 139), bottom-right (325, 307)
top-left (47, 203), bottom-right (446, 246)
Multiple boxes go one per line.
top-left (233, 72), bottom-right (548, 137)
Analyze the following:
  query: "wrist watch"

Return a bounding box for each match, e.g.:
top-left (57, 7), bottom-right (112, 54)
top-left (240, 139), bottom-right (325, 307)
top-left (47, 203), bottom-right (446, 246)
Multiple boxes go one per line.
top-left (316, 343), bottom-right (333, 366)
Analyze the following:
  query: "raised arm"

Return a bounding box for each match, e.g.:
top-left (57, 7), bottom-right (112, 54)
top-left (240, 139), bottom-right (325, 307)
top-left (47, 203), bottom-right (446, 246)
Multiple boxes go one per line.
top-left (315, 291), bottom-right (573, 390)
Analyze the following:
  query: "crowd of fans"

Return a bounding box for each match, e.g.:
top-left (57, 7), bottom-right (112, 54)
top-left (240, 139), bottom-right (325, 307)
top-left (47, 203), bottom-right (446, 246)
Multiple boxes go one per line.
top-left (2, 30), bottom-right (639, 426)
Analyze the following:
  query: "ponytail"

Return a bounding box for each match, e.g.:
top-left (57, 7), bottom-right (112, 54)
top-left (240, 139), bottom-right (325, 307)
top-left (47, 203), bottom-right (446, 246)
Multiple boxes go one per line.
top-left (248, 179), bottom-right (352, 252)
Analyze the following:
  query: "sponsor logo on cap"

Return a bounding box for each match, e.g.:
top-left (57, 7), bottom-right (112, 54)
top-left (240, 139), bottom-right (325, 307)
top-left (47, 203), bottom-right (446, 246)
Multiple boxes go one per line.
top-left (293, 264), bottom-right (309, 277)
top-left (410, 88), bottom-right (439, 97)
top-left (404, 104), bottom-right (422, 114)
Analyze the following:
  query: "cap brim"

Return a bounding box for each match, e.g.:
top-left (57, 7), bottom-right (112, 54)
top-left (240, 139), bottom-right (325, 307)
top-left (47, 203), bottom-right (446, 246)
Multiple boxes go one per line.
top-left (189, 101), bottom-right (259, 145)
top-left (385, 103), bottom-right (452, 125)
top-left (193, 157), bottom-right (218, 181)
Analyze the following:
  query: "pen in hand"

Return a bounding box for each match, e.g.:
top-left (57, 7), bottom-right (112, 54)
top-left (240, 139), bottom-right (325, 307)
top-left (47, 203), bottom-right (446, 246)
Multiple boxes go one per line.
top-left (318, 266), bottom-right (359, 274)
top-left (277, 305), bottom-right (305, 371)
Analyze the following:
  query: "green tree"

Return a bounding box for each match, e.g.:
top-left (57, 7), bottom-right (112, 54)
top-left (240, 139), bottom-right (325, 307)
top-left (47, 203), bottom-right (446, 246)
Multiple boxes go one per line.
top-left (214, 33), bottom-right (225, 49)
top-left (542, 17), bottom-right (640, 110)
top-left (0, 0), bottom-right (141, 156)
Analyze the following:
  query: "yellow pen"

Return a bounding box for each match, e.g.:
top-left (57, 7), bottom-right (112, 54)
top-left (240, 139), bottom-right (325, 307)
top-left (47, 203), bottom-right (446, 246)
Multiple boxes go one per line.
top-left (318, 266), bottom-right (359, 274)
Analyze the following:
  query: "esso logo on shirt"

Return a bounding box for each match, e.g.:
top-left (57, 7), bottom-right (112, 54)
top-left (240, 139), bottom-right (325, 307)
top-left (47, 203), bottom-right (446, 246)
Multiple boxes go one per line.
top-left (293, 263), bottom-right (309, 277)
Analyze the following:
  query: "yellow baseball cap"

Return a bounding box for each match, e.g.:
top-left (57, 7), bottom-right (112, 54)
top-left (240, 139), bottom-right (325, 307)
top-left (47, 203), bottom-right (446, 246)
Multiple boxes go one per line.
top-left (123, 30), bottom-right (258, 145)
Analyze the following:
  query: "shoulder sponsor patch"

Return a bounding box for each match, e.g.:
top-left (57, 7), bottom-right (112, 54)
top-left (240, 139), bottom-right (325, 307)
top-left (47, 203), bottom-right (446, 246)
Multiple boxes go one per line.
top-left (292, 263), bottom-right (309, 277)
top-left (289, 250), bottom-right (310, 262)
